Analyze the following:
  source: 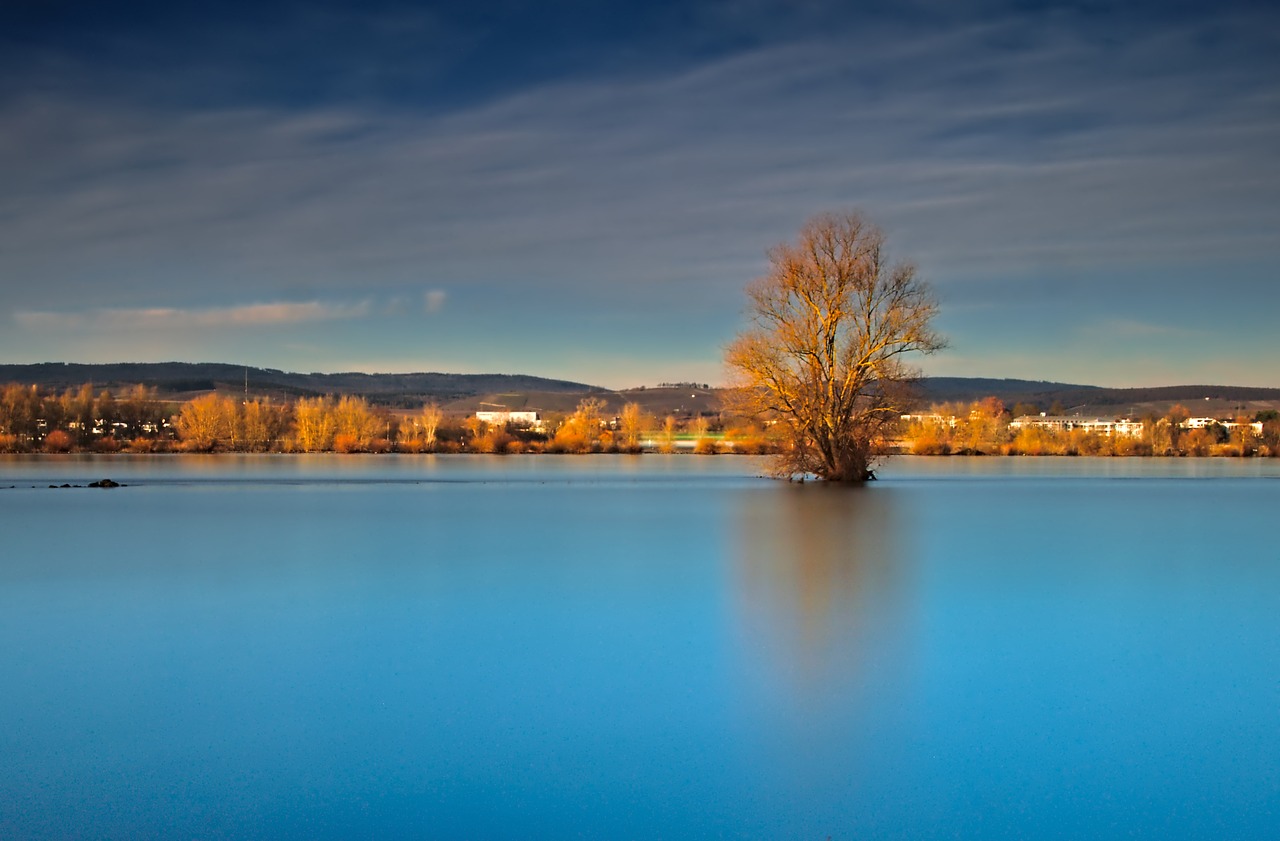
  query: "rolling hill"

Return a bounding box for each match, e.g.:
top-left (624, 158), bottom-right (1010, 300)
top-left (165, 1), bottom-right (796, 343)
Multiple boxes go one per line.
top-left (2, 363), bottom-right (1277, 417)
top-left (0, 362), bottom-right (604, 407)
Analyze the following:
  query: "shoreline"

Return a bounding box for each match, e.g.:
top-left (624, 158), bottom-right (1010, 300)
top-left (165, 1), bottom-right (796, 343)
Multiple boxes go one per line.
top-left (1, 449), bottom-right (1275, 460)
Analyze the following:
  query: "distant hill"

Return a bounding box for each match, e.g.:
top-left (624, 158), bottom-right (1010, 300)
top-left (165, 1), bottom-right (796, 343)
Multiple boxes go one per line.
top-left (918, 377), bottom-right (1101, 405)
top-left (2, 363), bottom-right (1277, 417)
top-left (917, 378), bottom-right (1280, 416)
top-left (0, 362), bottom-right (603, 407)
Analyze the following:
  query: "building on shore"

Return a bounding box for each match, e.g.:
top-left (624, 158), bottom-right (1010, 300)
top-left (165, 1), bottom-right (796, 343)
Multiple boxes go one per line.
top-left (475, 410), bottom-right (543, 431)
top-left (1009, 415), bottom-right (1145, 437)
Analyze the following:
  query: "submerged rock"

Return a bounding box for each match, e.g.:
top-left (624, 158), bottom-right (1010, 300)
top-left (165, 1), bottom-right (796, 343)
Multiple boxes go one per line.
top-left (88, 479), bottom-right (121, 488)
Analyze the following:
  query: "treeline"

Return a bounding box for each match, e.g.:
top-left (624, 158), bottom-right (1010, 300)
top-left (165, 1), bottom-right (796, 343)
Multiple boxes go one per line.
top-left (0, 383), bottom-right (170, 452)
top-left (7, 382), bottom-right (1278, 458)
top-left (425, 398), bottom-right (778, 455)
top-left (172, 394), bottom-right (781, 454)
top-left (903, 399), bottom-right (1280, 457)
top-left (0, 383), bottom-right (782, 455)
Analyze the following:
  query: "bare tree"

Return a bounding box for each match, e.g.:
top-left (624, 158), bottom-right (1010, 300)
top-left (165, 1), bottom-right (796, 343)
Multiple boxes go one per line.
top-left (419, 403), bottom-right (443, 451)
top-left (293, 396), bottom-right (336, 452)
top-left (619, 402), bottom-right (648, 452)
top-left (726, 210), bottom-right (944, 482)
top-left (175, 393), bottom-right (235, 451)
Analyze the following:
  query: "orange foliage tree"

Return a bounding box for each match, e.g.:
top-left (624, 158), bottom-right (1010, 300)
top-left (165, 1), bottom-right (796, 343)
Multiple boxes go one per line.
top-left (726, 210), bottom-right (944, 481)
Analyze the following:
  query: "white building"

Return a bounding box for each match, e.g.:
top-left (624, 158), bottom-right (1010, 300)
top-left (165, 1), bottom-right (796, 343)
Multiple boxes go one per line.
top-left (476, 410), bottom-right (542, 430)
top-left (1183, 418), bottom-right (1264, 434)
top-left (1009, 415), bottom-right (1145, 437)
top-left (900, 413), bottom-right (958, 428)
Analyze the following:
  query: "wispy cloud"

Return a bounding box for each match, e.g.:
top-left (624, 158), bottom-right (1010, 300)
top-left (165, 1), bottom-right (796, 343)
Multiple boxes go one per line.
top-left (4, 10), bottom-right (1276, 314)
top-left (424, 290), bottom-right (447, 313)
top-left (14, 300), bottom-right (370, 330)
top-left (0, 2), bottom-right (1277, 384)
top-left (1077, 318), bottom-right (1204, 341)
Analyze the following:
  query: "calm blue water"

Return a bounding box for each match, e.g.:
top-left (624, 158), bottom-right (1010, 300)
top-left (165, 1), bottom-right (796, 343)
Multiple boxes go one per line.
top-left (2, 455), bottom-right (1278, 839)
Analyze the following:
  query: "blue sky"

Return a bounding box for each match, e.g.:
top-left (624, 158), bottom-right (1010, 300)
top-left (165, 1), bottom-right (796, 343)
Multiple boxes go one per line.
top-left (2, 0), bottom-right (1277, 388)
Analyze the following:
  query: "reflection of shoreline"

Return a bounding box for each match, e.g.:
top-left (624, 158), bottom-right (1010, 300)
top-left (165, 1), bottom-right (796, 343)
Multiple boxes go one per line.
top-left (731, 485), bottom-right (911, 699)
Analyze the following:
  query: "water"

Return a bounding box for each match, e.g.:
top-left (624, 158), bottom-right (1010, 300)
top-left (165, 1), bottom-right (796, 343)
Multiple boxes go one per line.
top-left (2, 455), bottom-right (1278, 839)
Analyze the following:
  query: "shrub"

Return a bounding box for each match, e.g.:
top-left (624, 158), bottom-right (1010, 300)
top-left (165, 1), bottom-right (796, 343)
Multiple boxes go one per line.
top-left (548, 428), bottom-right (591, 454)
top-left (693, 437), bottom-right (721, 455)
top-left (1184, 429), bottom-right (1213, 457)
top-left (471, 429), bottom-right (513, 454)
top-left (334, 434), bottom-right (364, 454)
top-left (44, 430), bottom-right (74, 453)
top-left (1115, 437), bottom-right (1152, 457)
top-left (911, 435), bottom-right (951, 455)
top-left (732, 435), bottom-right (780, 455)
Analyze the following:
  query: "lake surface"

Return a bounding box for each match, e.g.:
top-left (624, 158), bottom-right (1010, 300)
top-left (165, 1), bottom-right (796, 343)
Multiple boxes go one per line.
top-left (2, 455), bottom-right (1278, 839)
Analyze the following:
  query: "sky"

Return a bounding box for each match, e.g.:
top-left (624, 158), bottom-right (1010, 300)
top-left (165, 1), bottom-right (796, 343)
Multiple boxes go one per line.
top-left (2, 0), bottom-right (1278, 389)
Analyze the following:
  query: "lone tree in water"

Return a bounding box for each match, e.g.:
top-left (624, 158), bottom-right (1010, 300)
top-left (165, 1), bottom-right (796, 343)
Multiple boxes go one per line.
top-left (726, 210), bottom-right (945, 482)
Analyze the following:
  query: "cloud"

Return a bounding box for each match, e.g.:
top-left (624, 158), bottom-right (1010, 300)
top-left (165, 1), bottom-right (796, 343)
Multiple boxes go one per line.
top-left (3, 8), bottom-right (1277, 314)
top-left (0, 3), bottom-right (1277, 384)
top-left (14, 300), bottom-right (370, 331)
top-left (1077, 318), bottom-right (1204, 341)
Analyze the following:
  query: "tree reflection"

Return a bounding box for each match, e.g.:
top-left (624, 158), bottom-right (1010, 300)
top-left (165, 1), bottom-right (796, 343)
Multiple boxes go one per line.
top-left (732, 484), bottom-right (910, 703)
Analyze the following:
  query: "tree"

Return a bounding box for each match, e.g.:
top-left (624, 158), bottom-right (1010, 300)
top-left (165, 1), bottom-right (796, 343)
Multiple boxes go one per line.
top-left (659, 415), bottom-right (678, 453)
top-left (400, 403), bottom-right (444, 452)
top-left (1231, 415), bottom-right (1257, 456)
top-left (960, 397), bottom-right (1006, 454)
top-left (1166, 404), bottom-right (1190, 452)
top-left (552, 397), bottom-right (607, 453)
top-left (418, 403), bottom-right (443, 451)
top-left (1259, 413), bottom-right (1280, 456)
top-left (60, 384), bottom-right (95, 445)
top-left (618, 402), bottom-right (649, 452)
top-left (241, 399), bottom-right (287, 451)
top-left (175, 393), bottom-right (234, 451)
top-left (119, 385), bottom-right (164, 438)
top-left (726, 210), bottom-right (944, 482)
top-left (692, 415), bottom-right (719, 454)
top-left (293, 397), bottom-right (336, 452)
top-left (331, 395), bottom-right (381, 452)
top-left (0, 383), bottom-right (40, 439)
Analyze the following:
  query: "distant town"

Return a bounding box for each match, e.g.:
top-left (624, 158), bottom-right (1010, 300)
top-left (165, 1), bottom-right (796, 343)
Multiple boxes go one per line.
top-left (901, 401), bottom-right (1276, 457)
top-left (2, 367), bottom-right (1278, 457)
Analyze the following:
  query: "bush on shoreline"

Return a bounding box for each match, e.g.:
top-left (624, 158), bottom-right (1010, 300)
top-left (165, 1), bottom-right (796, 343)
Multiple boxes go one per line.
top-left (4, 380), bottom-right (1277, 458)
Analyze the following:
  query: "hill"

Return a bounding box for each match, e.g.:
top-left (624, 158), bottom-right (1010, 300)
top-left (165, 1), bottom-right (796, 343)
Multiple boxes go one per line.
top-left (918, 377), bottom-right (1101, 405)
top-left (0, 362), bottom-right (604, 407)
top-left (2, 363), bottom-right (1277, 418)
top-left (918, 378), bottom-right (1280, 416)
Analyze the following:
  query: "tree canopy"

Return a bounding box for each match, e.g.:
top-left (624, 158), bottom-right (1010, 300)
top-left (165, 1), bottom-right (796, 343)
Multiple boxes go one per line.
top-left (726, 210), bottom-right (945, 482)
